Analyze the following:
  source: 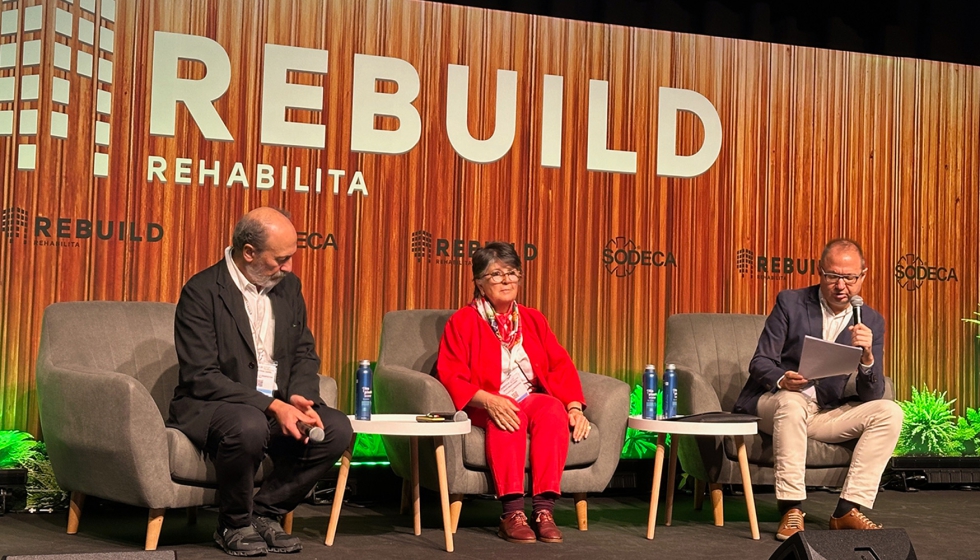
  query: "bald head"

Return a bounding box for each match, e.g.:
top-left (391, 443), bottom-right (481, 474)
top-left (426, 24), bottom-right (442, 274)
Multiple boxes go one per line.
top-left (232, 207), bottom-right (295, 255)
top-left (231, 207), bottom-right (297, 288)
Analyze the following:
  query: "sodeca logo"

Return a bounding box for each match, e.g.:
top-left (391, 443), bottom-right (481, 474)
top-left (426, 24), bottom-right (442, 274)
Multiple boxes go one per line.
top-left (894, 253), bottom-right (957, 292)
top-left (602, 236), bottom-right (676, 277)
top-left (1, 0), bottom-right (116, 175)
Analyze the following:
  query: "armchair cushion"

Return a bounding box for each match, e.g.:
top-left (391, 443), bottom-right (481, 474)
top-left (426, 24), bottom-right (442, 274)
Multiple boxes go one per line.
top-left (722, 433), bottom-right (855, 468)
top-left (167, 428), bottom-right (274, 485)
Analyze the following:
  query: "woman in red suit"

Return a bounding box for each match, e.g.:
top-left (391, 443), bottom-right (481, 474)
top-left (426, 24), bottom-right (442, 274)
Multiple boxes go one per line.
top-left (437, 242), bottom-right (590, 544)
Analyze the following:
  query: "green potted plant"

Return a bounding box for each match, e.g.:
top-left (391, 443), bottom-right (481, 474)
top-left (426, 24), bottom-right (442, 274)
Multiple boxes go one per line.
top-left (0, 430), bottom-right (67, 512)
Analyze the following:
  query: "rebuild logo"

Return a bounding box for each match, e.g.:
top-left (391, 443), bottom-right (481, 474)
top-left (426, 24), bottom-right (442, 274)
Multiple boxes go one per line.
top-left (735, 247), bottom-right (817, 280)
top-left (1, 0), bottom-right (116, 175)
top-left (410, 230), bottom-right (537, 265)
top-left (0, 205), bottom-right (163, 246)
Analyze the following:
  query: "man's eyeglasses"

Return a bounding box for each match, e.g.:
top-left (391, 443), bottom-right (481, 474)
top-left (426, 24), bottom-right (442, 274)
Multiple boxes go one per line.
top-left (820, 269), bottom-right (865, 285)
top-left (481, 270), bottom-right (522, 283)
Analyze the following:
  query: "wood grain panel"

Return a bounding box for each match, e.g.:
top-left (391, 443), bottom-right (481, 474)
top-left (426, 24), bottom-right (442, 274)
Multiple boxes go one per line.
top-left (1, 0), bottom-right (978, 433)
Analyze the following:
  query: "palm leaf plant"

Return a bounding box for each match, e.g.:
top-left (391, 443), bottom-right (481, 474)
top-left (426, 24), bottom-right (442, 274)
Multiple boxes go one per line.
top-left (621, 384), bottom-right (662, 459)
top-left (0, 430), bottom-right (67, 511)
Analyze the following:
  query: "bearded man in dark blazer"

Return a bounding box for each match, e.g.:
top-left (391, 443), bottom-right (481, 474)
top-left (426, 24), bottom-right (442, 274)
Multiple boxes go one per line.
top-left (733, 238), bottom-right (902, 542)
top-left (168, 207), bottom-right (351, 556)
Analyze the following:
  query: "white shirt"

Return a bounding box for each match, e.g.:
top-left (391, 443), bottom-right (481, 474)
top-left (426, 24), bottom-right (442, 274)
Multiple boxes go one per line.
top-left (499, 341), bottom-right (535, 402)
top-left (819, 293), bottom-right (853, 344)
top-left (224, 247), bottom-right (276, 366)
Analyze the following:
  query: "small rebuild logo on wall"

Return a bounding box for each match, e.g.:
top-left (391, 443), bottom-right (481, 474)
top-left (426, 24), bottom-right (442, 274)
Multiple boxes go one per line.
top-left (0, 206), bottom-right (163, 247)
top-left (1, 0), bottom-right (116, 176)
top-left (735, 248), bottom-right (817, 281)
top-left (894, 253), bottom-right (958, 291)
top-left (602, 236), bottom-right (676, 278)
top-left (410, 230), bottom-right (537, 265)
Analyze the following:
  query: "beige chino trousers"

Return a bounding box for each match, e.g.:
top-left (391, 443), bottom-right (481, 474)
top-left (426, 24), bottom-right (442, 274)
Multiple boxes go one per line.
top-left (756, 390), bottom-right (903, 508)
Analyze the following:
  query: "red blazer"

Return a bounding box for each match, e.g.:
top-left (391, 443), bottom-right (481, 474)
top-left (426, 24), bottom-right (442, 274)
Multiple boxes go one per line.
top-left (437, 304), bottom-right (586, 411)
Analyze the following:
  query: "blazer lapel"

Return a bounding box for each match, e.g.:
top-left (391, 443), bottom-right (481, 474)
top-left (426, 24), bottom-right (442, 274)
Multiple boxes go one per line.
top-left (269, 286), bottom-right (289, 362)
top-left (217, 262), bottom-right (257, 359)
top-left (805, 286), bottom-right (823, 339)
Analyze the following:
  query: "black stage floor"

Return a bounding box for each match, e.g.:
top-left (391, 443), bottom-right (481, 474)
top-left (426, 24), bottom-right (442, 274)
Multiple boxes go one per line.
top-left (1, 486), bottom-right (976, 560)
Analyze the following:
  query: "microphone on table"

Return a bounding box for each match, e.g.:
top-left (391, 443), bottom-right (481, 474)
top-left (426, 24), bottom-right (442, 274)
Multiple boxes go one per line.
top-left (850, 295), bottom-right (864, 325)
top-left (296, 421), bottom-right (325, 442)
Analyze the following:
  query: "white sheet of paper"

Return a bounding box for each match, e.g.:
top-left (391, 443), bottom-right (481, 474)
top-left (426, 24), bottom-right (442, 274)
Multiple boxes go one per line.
top-left (798, 335), bottom-right (863, 380)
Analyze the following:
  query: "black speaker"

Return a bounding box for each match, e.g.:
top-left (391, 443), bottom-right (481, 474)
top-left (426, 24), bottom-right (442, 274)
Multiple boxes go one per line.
top-left (3, 552), bottom-right (176, 560)
top-left (768, 529), bottom-right (916, 560)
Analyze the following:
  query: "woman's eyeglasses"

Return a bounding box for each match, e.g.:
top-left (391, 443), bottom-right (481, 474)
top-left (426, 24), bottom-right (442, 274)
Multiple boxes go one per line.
top-left (481, 270), bottom-right (522, 283)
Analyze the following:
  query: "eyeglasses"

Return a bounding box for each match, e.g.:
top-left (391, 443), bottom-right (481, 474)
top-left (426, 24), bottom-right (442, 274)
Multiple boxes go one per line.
top-left (481, 270), bottom-right (522, 283)
top-left (820, 269), bottom-right (865, 285)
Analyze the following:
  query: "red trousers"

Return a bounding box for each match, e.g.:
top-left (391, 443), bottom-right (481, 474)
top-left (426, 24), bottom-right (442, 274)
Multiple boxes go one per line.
top-left (467, 393), bottom-right (569, 497)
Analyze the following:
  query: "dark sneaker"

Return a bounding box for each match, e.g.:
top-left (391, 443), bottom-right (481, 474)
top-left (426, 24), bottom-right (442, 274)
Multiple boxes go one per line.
top-left (252, 515), bottom-right (303, 553)
top-left (214, 525), bottom-right (268, 557)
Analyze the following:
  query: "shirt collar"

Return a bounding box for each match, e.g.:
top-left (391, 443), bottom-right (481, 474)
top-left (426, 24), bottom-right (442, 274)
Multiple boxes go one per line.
top-left (818, 291), bottom-right (852, 320)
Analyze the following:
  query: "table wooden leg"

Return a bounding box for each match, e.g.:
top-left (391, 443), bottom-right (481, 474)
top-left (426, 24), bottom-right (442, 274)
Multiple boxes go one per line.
top-left (411, 436), bottom-right (421, 536)
top-left (665, 441), bottom-right (678, 526)
top-left (709, 483), bottom-right (724, 527)
top-left (646, 432), bottom-right (667, 540)
top-left (434, 435), bottom-right (454, 552)
top-left (325, 434), bottom-right (356, 546)
top-left (449, 494), bottom-right (463, 534)
top-left (735, 435), bottom-right (760, 540)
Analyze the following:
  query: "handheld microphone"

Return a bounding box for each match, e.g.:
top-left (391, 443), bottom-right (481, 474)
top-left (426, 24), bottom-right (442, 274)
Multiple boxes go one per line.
top-left (296, 421), bottom-right (325, 442)
top-left (850, 295), bottom-right (864, 325)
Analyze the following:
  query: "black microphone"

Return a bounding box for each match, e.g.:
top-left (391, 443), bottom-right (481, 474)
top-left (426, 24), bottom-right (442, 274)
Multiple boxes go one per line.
top-left (850, 295), bottom-right (864, 325)
top-left (296, 421), bottom-right (324, 442)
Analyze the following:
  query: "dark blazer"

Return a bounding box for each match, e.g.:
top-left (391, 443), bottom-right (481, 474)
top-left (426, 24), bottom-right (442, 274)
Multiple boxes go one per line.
top-left (733, 285), bottom-right (886, 416)
top-left (167, 259), bottom-right (323, 448)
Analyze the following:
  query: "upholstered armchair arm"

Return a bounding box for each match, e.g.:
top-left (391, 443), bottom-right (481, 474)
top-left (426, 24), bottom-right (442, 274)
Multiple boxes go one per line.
top-left (36, 363), bottom-right (175, 509)
top-left (673, 364), bottom-right (728, 482)
top-left (674, 365), bottom-right (724, 415)
top-left (373, 364), bottom-right (458, 486)
top-left (576, 371), bottom-right (630, 488)
top-left (318, 375), bottom-right (339, 409)
top-left (374, 364), bottom-right (455, 414)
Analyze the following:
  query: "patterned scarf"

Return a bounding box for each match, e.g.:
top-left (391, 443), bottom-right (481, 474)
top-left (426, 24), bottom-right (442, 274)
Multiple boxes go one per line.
top-left (471, 296), bottom-right (522, 351)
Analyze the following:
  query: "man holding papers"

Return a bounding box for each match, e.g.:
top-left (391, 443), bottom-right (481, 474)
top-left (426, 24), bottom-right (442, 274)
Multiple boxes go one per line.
top-left (733, 239), bottom-right (903, 541)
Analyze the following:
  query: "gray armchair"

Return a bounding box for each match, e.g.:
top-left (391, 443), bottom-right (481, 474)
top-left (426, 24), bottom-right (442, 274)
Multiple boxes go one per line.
top-left (35, 301), bottom-right (338, 550)
top-left (373, 309), bottom-right (629, 531)
top-left (664, 313), bottom-right (893, 509)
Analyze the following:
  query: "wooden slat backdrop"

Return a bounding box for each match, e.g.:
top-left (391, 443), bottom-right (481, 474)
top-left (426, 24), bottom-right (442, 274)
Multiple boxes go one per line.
top-left (1, 0), bottom-right (978, 433)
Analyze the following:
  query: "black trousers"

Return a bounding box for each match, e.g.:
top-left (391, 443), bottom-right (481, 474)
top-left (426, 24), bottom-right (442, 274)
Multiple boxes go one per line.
top-left (204, 401), bottom-right (352, 530)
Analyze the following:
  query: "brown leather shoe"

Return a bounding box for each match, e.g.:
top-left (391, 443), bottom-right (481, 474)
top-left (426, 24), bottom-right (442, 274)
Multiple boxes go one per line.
top-left (776, 508), bottom-right (805, 541)
top-left (531, 510), bottom-right (563, 543)
top-left (830, 508), bottom-right (882, 530)
top-left (498, 511), bottom-right (536, 543)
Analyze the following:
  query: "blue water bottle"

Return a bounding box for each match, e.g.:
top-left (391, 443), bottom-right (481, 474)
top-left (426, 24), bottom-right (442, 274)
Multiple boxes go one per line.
top-left (355, 360), bottom-right (373, 420)
top-left (642, 365), bottom-right (658, 420)
top-left (663, 363), bottom-right (677, 418)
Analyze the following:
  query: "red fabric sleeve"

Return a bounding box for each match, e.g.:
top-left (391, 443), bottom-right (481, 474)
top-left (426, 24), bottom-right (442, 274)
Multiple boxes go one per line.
top-left (436, 309), bottom-right (483, 411)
